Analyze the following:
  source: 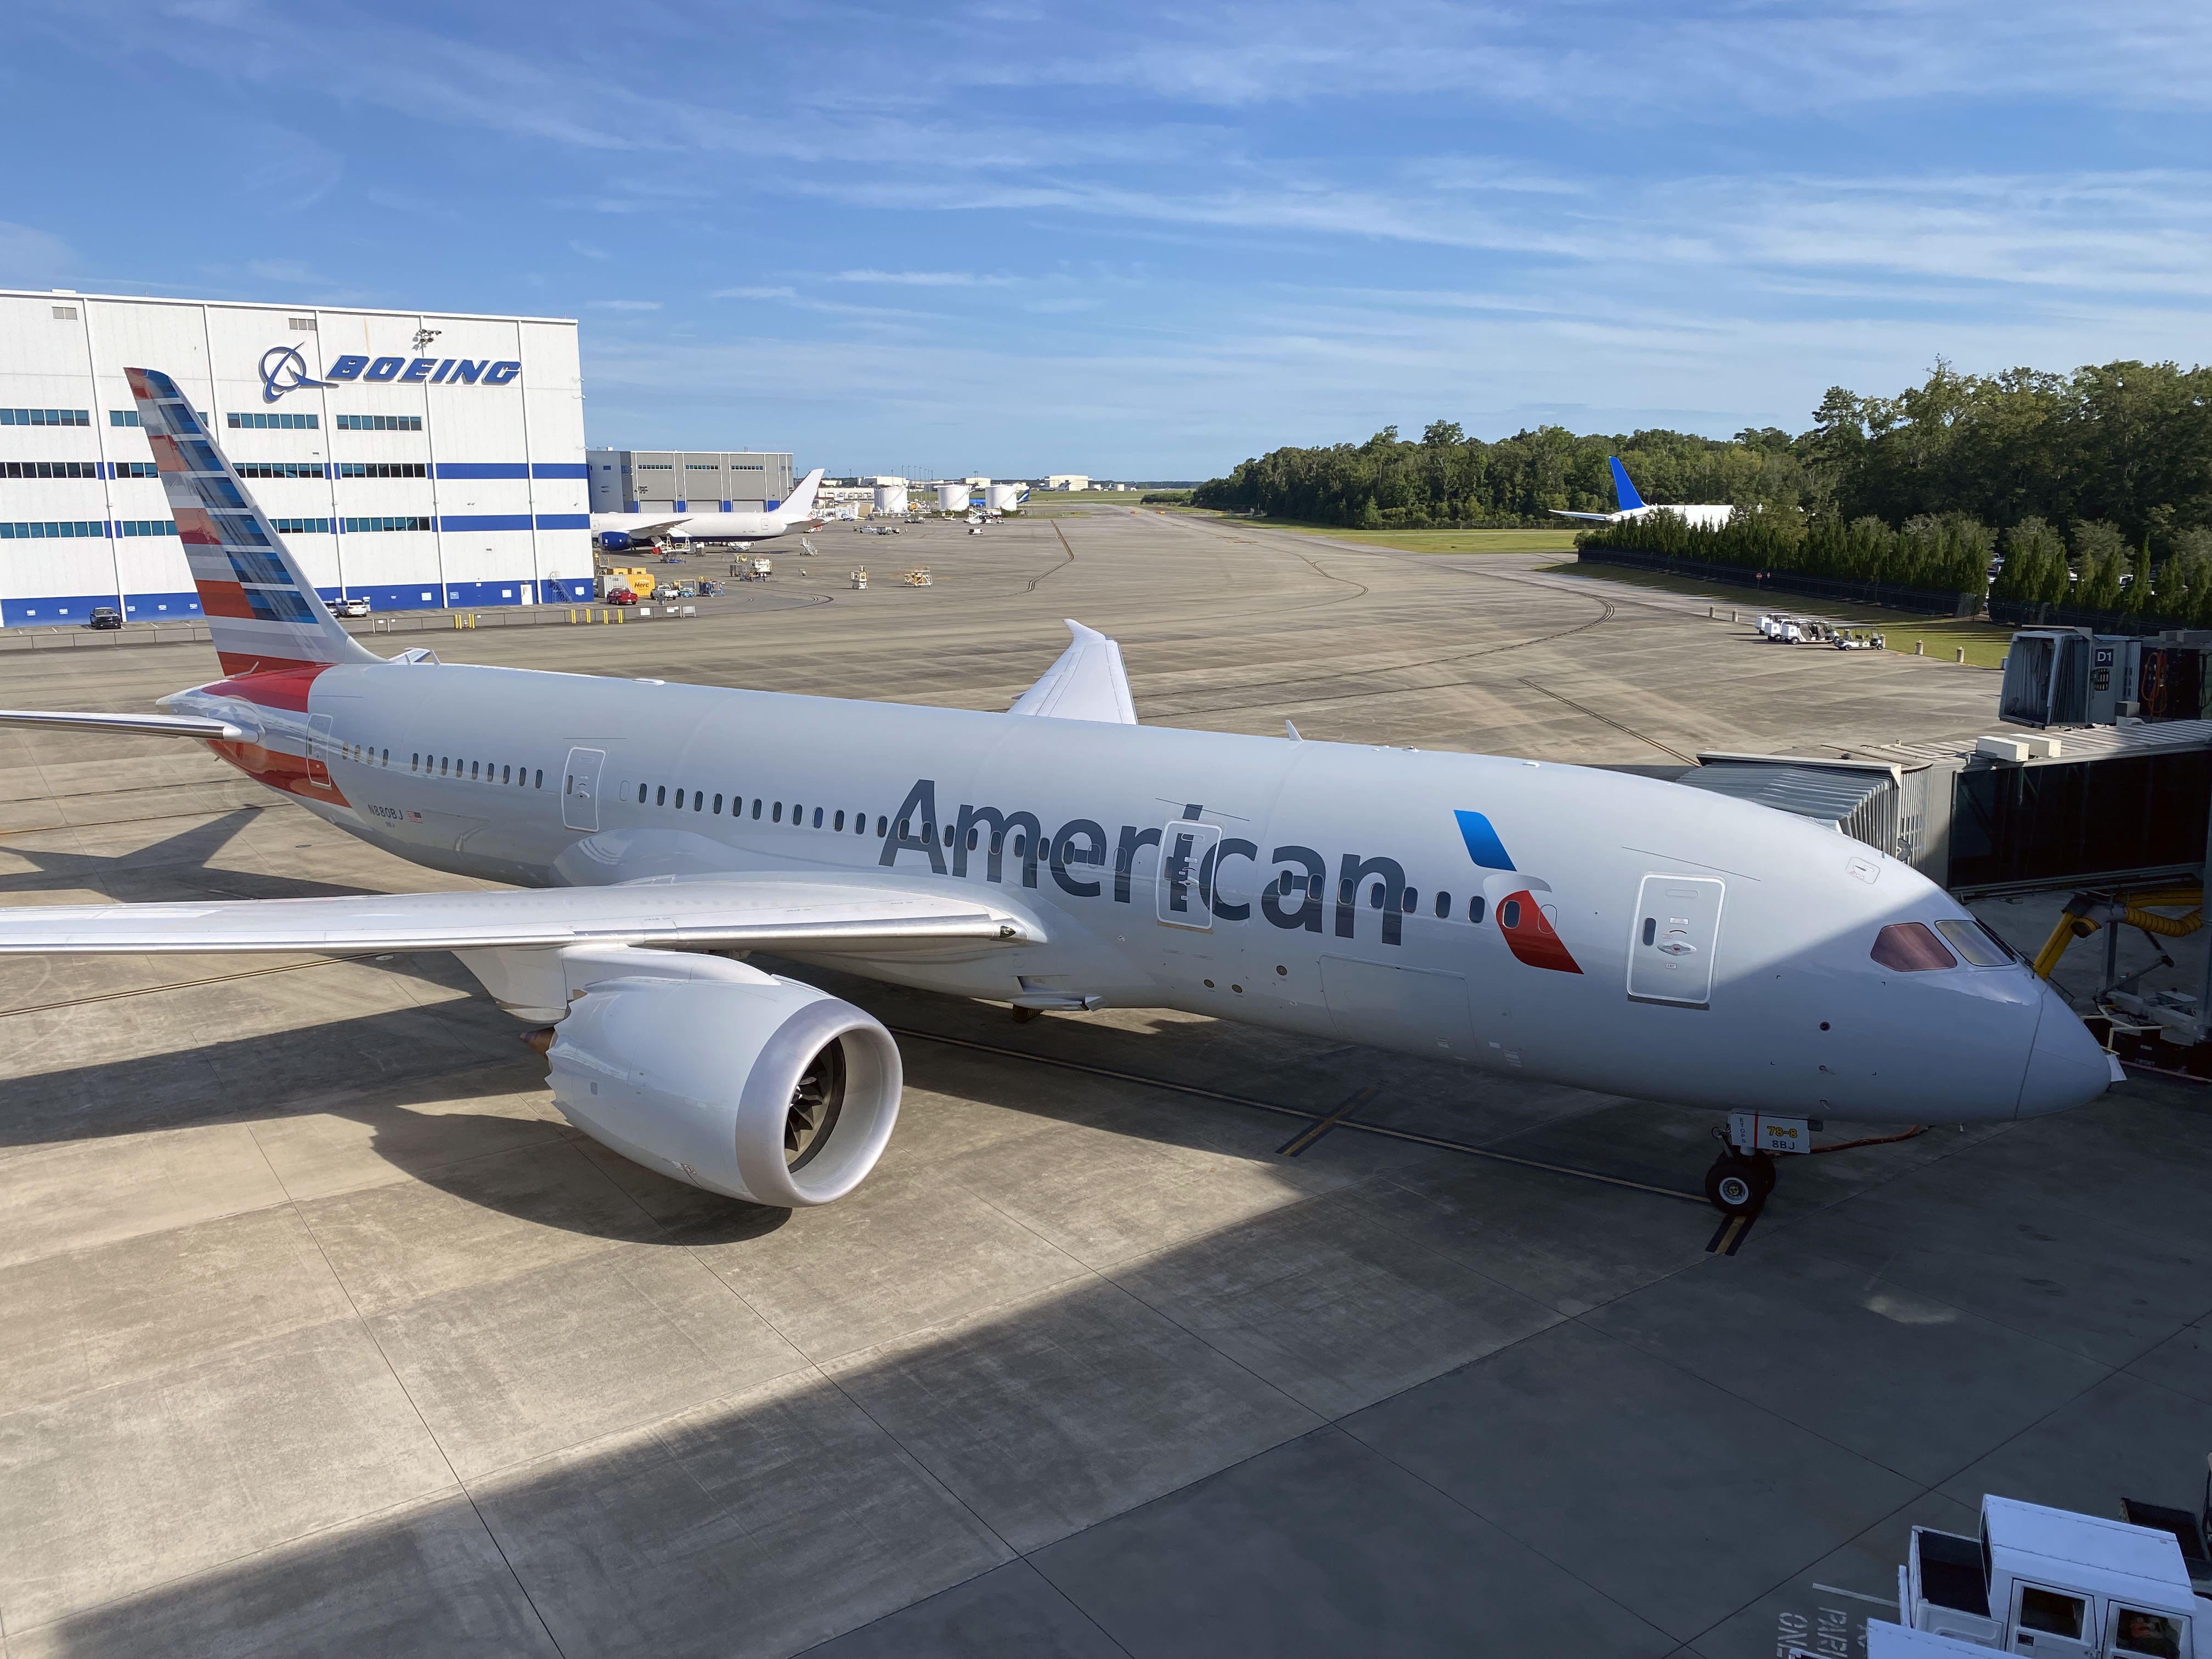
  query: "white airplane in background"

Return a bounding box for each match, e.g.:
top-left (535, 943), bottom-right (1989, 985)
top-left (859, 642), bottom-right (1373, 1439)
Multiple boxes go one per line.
top-left (0, 370), bottom-right (2115, 1217)
top-left (1552, 457), bottom-right (1735, 531)
top-left (591, 467), bottom-right (826, 551)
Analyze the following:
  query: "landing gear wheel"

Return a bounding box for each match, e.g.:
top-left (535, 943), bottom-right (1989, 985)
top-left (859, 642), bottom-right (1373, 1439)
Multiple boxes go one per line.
top-left (1705, 1152), bottom-right (1773, 1216)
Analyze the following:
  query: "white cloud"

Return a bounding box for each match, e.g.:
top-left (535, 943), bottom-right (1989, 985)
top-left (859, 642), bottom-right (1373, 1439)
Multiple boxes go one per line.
top-left (827, 269), bottom-right (1018, 287)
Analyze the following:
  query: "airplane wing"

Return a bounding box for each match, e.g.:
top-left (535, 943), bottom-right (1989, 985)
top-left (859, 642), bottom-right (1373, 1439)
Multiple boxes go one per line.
top-left (0, 874), bottom-right (1041, 955)
top-left (0, 709), bottom-right (246, 740)
top-left (591, 516), bottom-right (691, 540)
top-left (1007, 619), bottom-right (1138, 725)
top-left (1547, 510), bottom-right (1616, 522)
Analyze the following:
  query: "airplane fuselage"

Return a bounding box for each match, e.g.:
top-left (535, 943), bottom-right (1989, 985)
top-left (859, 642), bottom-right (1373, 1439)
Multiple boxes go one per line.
top-left (163, 657), bottom-right (2100, 1125)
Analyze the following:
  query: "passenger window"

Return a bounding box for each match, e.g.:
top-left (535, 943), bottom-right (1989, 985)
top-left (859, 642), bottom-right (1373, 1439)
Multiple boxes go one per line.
top-left (774, 803), bottom-right (783, 823)
top-left (382, 749), bottom-right (389, 766)
top-left (534, 769), bottom-right (542, 788)
top-left (694, 792), bottom-right (703, 812)
top-left (834, 810), bottom-right (844, 830)
top-left (674, 788), bottom-right (685, 809)
top-left (1434, 891), bottom-right (1449, 918)
top-left (1468, 896), bottom-right (1486, 924)
top-left (1369, 885), bottom-right (1385, 910)
top-left (1643, 917), bottom-right (1657, 945)
top-left (411, 753), bottom-right (419, 771)
top-left (1935, 918), bottom-right (2015, 967)
top-left (439, 757), bottom-right (449, 775)
top-left (501, 765), bottom-right (510, 785)
top-left (856, 812), bottom-right (867, 836)
top-left (714, 794), bottom-right (724, 814)
top-left (1871, 922), bottom-right (1957, 972)
top-left (876, 815), bottom-right (887, 836)
top-left (2018, 1587), bottom-right (2085, 1640)
top-left (1403, 886), bottom-right (1418, 911)
top-left (1500, 898), bottom-right (1521, 928)
top-left (752, 799), bottom-right (762, 820)
top-left (898, 817), bottom-right (909, 838)
top-left (656, 786), bottom-right (665, 806)
top-left (2113, 1606), bottom-right (2183, 1658)
top-left (817, 808), bottom-right (826, 829)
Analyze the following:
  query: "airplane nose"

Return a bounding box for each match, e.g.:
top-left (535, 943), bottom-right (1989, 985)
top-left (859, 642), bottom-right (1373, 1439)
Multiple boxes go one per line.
top-left (2016, 978), bottom-right (2119, 1118)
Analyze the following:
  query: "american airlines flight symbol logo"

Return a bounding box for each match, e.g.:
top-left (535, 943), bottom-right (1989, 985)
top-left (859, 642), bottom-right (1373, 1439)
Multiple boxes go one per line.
top-left (1456, 809), bottom-right (1582, 974)
top-left (259, 345), bottom-right (332, 403)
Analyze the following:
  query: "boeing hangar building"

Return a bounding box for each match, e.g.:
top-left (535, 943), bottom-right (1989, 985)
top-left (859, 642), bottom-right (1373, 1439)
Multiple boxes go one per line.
top-left (0, 289), bottom-right (592, 626)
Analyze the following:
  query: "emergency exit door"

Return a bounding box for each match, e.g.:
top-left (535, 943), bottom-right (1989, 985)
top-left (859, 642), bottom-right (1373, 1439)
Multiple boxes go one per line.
top-left (1156, 817), bottom-right (1221, 929)
top-left (1627, 874), bottom-right (1725, 1008)
top-left (562, 747), bottom-right (606, 832)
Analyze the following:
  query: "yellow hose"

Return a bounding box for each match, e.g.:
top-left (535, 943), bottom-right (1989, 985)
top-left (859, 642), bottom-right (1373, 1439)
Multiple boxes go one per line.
top-left (2030, 885), bottom-right (2203, 980)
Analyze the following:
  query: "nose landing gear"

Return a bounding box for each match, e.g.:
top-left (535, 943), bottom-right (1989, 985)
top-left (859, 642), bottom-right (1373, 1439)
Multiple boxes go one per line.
top-left (1703, 1146), bottom-right (1775, 1216)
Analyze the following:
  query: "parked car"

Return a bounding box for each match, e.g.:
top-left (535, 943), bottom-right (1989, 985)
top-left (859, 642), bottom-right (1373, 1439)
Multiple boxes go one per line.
top-left (84, 607), bottom-right (123, 631)
top-left (605, 586), bottom-right (639, 606)
top-left (329, 595), bottom-right (371, 617)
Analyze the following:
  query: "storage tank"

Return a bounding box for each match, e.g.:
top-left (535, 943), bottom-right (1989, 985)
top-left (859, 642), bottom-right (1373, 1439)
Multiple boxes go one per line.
top-left (935, 483), bottom-right (968, 512)
top-left (873, 483), bottom-right (909, 516)
top-left (985, 483), bottom-right (1023, 514)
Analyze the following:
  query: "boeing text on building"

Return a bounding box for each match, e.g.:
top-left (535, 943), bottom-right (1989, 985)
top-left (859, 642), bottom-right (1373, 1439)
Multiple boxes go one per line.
top-left (0, 291), bottom-right (590, 626)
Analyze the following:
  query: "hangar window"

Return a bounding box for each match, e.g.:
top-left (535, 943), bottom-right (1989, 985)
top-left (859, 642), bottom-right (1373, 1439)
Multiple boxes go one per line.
top-left (342, 516), bottom-right (432, 533)
top-left (1871, 922), bottom-right (1956, 972)
top-left (227, 412), bottom-right (318, 430)
top-left (1, 461), bottom-right (99, 479)
top-left (236, 462), bottom-right (326, 478)
top-left (0, 521), bottom-right (103, 540)
top-left (116, 520), bottom-right (177, 537)
top-left (338, 462), bottom-right (428, 479)
top-left (288, 317), bottom-right (317, 331)
top-left (270, 518), bottom-right (331, 534)
top-left (336, 414), bottom-right (422, 432)
top-left (1468, 896), bottom-right (1486, 924)
top-left (1, 408), bottom-right (88, 426)
top-left (113, 461), bottom-right (159, 478)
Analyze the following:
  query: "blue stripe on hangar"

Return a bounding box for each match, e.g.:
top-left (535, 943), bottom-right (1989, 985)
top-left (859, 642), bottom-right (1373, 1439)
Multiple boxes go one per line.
top-left (432, 462), bottom-right (590, 481)
top-left (437, 514), bottom-right (591, 532)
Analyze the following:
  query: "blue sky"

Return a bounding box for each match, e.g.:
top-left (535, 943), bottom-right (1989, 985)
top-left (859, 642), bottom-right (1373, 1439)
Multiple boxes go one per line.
top-left (6, 1), bottom-right (2208, 478)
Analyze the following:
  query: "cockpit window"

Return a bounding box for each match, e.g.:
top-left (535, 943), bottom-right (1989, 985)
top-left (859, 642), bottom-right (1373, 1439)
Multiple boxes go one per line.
top-left (1871, 922), bottom-right (1957, 972)
top-left (1935, 918), bottom-right (2016, 967)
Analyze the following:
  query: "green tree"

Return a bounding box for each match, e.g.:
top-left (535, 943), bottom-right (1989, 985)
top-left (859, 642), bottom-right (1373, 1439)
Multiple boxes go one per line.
top-left (2073, 521), bottom-right (2127, 611)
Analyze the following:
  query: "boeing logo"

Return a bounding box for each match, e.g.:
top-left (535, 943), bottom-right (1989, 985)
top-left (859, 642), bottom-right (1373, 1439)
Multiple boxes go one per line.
top-left (258, 346), bottom-right (523, 400)
top-left (259, 345), bottom-right (331, 403)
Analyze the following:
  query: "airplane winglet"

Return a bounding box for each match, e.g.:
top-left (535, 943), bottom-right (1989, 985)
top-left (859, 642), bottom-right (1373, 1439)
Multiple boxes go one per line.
top-left (1007, 619), bottom-right (1138, 725)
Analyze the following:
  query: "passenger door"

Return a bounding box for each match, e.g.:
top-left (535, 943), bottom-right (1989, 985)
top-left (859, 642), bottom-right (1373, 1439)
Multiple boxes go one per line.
top-left (306, 713), bottom-right (334, 786)
top-left (1627, 874), bottom-right (1725, 1008)
top-left (562, 747), bottom-right (606, 833)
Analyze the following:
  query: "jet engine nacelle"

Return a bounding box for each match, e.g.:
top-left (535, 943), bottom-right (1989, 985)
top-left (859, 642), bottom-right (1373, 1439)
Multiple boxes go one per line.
top-left (595, 530), bottom-right (633, 552)
top-left (545, 959), bottom-right (901, 1207)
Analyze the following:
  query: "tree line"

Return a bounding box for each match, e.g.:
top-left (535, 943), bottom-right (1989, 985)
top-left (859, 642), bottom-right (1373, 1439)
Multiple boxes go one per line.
top-left (1192, 358), bottom-right (2212, 603)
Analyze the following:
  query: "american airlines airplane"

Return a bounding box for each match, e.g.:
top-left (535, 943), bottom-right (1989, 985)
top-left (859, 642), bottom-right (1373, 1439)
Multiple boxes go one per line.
top-left (591, 467), bottom-right (826, 550)
top-left (0, 370), bottom-right (2115, 1218)
top-left (1552, 456), bottom-right (1736, 531)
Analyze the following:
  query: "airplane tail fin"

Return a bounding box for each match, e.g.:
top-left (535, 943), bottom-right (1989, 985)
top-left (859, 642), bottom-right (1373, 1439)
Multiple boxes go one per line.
top-left (1608, 456), bottom-right (1646, 514)
top-left (777, 468), bottom-right (825, 521)
top-left (125, 368), bottom-right (376, 680)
